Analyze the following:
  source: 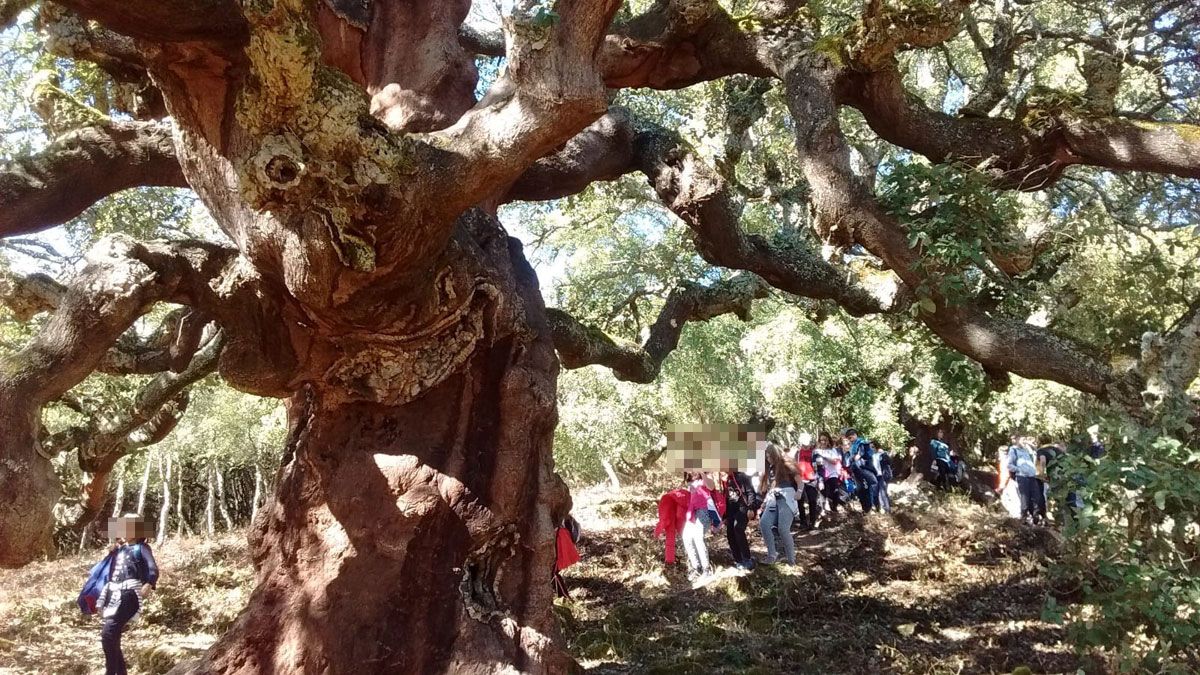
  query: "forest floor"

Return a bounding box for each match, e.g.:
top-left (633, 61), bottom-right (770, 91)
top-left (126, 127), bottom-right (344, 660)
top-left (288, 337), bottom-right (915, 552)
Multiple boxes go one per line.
top-left (562, 478), bottom-right (1096, 674)
top-left (0, 479), bottom-right (1093, 674)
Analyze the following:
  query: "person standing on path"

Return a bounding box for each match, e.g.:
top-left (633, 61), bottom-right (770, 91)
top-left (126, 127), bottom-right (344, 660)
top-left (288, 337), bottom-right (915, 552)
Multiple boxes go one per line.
top-left (757, 437), bottom-right (799, 565)
top-left (722, 462), bottom-right (758, 570)
top-left (794, 434), bottom-right (821, 530)
top-left (846, 429), bottom-right (880, 513)
top-left (1001, 435), bottom-right (1044, 524)
top-left (97, 514), bottom-right (159, 675)
top-left (813, 431), bottom-right (844, 519)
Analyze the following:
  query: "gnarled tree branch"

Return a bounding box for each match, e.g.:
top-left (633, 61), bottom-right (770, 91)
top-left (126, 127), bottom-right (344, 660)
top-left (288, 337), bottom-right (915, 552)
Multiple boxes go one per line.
top-left (0, 120), bottom-right (186, 237)
top-left (0, 234), bottom-right (234, 566)
top-left (769, 45), bottom-right (1120, 400)
top-left (50, 0), bottom-right (248, 45)
top-left (631, 118), bottom-right (890, 317)
top-left (549, 273), bottom-right (768, 382)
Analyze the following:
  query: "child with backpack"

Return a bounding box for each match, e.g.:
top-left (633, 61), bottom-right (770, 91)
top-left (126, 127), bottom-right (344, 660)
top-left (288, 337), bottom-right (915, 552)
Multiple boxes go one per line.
top-left (80, 514), bottom-right (159, 675)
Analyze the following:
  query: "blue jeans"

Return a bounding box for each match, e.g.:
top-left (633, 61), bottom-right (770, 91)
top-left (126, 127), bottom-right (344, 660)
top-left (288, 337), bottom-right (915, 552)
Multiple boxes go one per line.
top-left (854, 468), bottom-right (879, 512)
top-left (759, 488), bottom-right (796, 564)
top-left (876, 478), bottom-right (891, 513)
top-left (101, 590), bottom-right (139, 675)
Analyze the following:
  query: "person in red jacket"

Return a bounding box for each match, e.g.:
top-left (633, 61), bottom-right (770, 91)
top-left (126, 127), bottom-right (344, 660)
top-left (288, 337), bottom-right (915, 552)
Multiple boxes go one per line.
top-left (794, 434), bottom-right (821, 530)
top-left (654, 487), bottom-right (688, 564)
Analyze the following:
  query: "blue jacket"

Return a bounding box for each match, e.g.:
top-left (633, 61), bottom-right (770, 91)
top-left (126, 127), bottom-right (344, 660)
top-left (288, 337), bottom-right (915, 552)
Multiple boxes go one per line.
top-left (851, 438), bottom-right (876, 473)
top-left (930, 439), bottom-right (952, 463)
top-left (110, 542), bottom-right (159, 588)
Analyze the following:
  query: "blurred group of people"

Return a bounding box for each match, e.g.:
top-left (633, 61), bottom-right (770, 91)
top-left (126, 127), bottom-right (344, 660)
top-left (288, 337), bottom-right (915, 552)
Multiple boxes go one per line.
top-left (657, 427), bottom-right (897, 583)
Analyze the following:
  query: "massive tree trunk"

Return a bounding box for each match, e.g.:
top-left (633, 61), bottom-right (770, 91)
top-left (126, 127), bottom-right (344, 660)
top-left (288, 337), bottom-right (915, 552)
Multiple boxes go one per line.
top-left (178, 216), bottom-right (572, 675)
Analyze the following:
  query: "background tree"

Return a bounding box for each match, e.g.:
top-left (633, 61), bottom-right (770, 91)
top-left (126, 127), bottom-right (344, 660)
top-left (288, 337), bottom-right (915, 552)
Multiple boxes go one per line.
top-left (0, 0), bottom-right (1197, 672)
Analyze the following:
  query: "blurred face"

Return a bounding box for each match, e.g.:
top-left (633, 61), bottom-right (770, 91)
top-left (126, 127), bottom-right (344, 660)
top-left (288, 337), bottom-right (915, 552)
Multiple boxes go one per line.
top-left (107, 517), bottom-right (151, 542)
top-left (846, 431), bottom-right (858, 443)
top-left (818, 433), bottom-right (832, 448)
top-left (841, 438), bottom-right (851, 451)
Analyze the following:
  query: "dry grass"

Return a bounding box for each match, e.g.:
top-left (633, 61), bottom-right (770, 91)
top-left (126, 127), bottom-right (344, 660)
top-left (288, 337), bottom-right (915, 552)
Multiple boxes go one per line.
top-left (561, 478), bottom-right (1096, 674)
top-left (1, 480), bottom-right (1095, 674)
top-left (0, 534), bottom-right (250, 675)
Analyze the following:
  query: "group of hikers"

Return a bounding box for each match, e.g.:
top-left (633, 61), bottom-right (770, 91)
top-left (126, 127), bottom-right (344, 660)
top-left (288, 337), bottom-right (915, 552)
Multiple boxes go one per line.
top-left (656, 427), bottom-right (899, 582)
top-left (655, 424), bottom-right (1104, 582)
top-left (997, 429), bottom-right (1106, 526)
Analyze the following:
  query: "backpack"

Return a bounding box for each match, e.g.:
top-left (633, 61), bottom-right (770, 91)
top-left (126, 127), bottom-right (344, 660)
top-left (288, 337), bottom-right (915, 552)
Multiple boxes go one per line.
top-left (78, 548), bottom-right (118, 615)
top-left (729, 472), bottom-right (762, 513)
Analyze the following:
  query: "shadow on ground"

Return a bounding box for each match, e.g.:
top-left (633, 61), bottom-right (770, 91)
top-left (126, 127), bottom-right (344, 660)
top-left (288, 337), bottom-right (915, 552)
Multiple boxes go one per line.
top-left (561, 482), bottom-right (1098, 675)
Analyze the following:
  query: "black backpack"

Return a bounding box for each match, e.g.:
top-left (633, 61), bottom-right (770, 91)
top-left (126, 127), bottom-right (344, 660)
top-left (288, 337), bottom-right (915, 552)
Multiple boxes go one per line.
top-left (727, 472), bottom-right (761, 512)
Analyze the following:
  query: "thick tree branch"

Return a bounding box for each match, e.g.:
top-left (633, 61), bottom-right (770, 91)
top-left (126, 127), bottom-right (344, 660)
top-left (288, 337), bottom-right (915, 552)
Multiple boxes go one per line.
top-left (0, 269), bottom-right (213, 375)
top-left (0, 235), bottom-right (234, 565)
top-left (769, 49), bottom-right (1120, 401)
top-left (100, 307), bottom-right (212, 375)
top-left (503, 105), bottom-right (890, 316)
top-left (37, 5), bottom-right (168, 119)
top-left (502, 109), bottom-right (637, 203)
top-left (631, 118), bottom-right (890, 317)
top-left (49, 0), bottom-right (248, 45)
top-left (0, 120), bottom-right (186, 237)
top-left (548, 273), bottom-right (768, 382)
top-left (0, 271), bottom-right (66, 321)
top-left (598, 0), bottom-right (769, 89)
top-left (459, 0), bottom-right (770, 89)
top-left (424, 0), bottom-right (622, 218)
top-left (78, 330), bottom-right (223, 467)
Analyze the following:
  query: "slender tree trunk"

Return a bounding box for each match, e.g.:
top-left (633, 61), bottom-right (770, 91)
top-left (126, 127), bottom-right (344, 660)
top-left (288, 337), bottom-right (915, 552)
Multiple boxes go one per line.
top-left (178, 219), bottom-right (574, 675)
top-left (157, 453), bottom-right (172, 544)
top-left (177, 459), bottom-right (189, 537)
top-left (250, 463), bottom-right (263, 523)
top-left (215, 462), bottom-right (234, 531)
top-left (205, 461), bottom-right (216, 537)
top-left (111, 470), bottom-right (126, 518)
top-left (136, 455), bottom-right (152, 516)
top-left (600, 458), bottom-right (621, 492)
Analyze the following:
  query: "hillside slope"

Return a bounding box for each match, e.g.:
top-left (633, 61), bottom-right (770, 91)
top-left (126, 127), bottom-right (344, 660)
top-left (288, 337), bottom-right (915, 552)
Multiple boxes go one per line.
top-left (0, 482), bottom-right (1088, 674)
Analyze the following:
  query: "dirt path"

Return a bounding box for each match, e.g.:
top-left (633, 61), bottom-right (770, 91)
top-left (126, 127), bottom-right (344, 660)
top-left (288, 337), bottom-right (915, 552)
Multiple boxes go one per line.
top-left (561, 482), bottom-right (1091, 674)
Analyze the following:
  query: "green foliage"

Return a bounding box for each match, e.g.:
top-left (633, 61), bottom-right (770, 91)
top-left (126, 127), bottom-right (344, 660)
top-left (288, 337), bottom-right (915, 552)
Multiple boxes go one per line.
top-left (879, 161), bottom-right (1020, 306)
top-left (1047, 422), bottom-right (1200, 671)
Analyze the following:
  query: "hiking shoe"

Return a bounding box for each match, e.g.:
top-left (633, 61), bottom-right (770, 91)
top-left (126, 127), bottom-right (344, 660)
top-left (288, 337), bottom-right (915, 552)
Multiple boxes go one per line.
top-left (760, 556), bottom-right (778, 565)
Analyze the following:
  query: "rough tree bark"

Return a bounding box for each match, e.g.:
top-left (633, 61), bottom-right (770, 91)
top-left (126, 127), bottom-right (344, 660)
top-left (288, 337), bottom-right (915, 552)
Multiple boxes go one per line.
top-left (186, 214), bottom-right (573, 674)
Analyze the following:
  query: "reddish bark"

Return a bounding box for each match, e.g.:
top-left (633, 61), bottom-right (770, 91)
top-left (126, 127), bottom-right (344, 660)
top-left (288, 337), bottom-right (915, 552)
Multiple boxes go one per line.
top-left (177, 215), bottom-right (572, 675)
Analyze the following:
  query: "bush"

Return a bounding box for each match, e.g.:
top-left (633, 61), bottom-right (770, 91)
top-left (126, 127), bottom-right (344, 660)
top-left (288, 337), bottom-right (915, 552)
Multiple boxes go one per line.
top-left (1046, 422), bottom-right (1200, 671)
